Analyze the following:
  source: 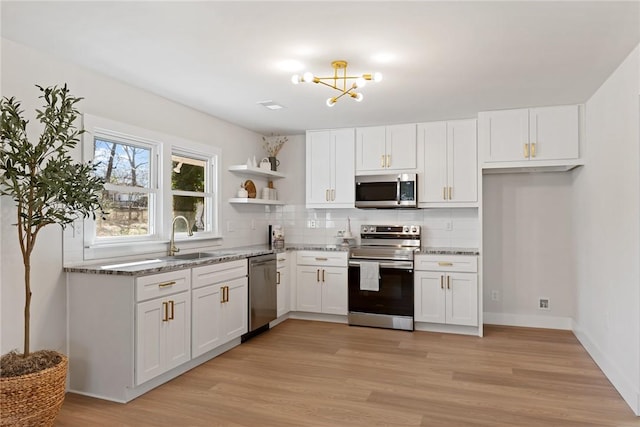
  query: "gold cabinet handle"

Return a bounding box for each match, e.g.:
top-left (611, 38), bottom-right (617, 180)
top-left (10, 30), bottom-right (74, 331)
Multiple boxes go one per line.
top-left (220, 287), bottom-right (225, 303)
top-left (325, 189), bottom-right (329, 201)
top-left (531, 142), bottom-right (536, 158)
top-left (277, 258), bottom-right (286, 262)
top-left (438, 261), bottom-right (453, 267)
top-left (225, 286), bottom-right (229, 303)
top-left (381, 155), bottom-right (385, 168)
top-left (162, 301), bottom-right (169, 322)
top-left (316, 269), bottom-right (320, 282)
top-left (169, 300), bottom-right (175, 320)
top-left (440, 276), bottom-right (444, 289)
top-left (524, 143), bottom-right (530, 158)
top-left (322, 269), bottom-right (325, 282)
top-left (331, 189), bottom-right (335, 201)
top-left (315, 257), bottom-right (328, 261)
top-left (447, 276), bottom-right (450, 290)
top-left (386, 154), bottom-right (391, 168)
top-left (443, 187), bottom-right (447, 200)
top-left (158, 281), bottom-right (176, 288)
top-left (276, 271), bottom-right (281, 285)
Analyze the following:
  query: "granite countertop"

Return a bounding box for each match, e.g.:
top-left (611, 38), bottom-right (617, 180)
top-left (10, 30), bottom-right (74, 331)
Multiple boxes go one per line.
top-left (418, 247), bottom-right (480, 255)
top-left (65, 243), bottom-right (350, 276)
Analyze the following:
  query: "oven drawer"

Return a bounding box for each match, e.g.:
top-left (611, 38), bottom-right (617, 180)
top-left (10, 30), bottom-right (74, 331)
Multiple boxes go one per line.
top-left (414, 255), bottom-right (477, 273)
top-left (297, 251), bottom-right (347, 267)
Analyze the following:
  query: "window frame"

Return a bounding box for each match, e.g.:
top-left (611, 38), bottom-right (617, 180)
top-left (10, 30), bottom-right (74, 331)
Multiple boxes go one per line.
top-left (81, 114), bottom-right (221, 261)
top-left (90, 131), bottom-right (160, 244)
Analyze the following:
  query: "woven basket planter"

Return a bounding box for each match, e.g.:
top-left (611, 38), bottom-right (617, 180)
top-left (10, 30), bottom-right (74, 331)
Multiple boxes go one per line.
top-left (0, 353), bottom-right (68, 427)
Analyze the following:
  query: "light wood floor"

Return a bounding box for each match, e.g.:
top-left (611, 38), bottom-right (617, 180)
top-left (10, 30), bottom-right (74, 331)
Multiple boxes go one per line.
top-left (56, 320), bottom-right (638, 426)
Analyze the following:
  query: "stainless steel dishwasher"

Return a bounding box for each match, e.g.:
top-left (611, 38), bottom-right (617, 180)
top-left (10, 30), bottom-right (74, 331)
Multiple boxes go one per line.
top-left (246, 253), bottom-right (277, 336)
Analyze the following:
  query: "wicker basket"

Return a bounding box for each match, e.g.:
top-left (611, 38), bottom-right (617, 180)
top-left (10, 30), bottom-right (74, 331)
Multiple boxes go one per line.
top-left (0, 353), bottom-right (68, 427)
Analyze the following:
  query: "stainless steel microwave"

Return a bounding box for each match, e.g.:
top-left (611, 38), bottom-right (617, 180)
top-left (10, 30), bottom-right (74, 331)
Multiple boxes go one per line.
top-left (355, 174), bottom-right (417, 208)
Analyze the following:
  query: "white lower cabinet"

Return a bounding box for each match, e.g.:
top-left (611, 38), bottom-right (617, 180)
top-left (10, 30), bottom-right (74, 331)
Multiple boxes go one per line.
top-left (276, 253), bottom-right (290, 317)
top-left (414, 255), bottom-right (478, 327)
top-left (191, 260), bottom-right (248, 358)
top-left (136, 290), bottom-right (191, 385)
top-left (296, 251), bottom-right (348, 315)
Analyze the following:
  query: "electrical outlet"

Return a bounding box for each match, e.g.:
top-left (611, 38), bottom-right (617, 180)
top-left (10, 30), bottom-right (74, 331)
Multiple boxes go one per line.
top-left (445, 220), bottom-right (453, 231)
top-left (538, 298), bottom-right (550, 310)
top-left (491, 290), bottom-right (500, 301)
top-left (308, 220), bottom-right (316, 228)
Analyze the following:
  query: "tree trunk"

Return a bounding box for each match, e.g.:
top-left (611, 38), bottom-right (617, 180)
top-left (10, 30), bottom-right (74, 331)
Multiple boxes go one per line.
top-left (23, 257), bottom-right (31, 357)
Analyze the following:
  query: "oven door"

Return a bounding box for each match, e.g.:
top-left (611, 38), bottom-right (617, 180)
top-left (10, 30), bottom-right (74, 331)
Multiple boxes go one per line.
top-left (347, 260), bottom-right (414, 317)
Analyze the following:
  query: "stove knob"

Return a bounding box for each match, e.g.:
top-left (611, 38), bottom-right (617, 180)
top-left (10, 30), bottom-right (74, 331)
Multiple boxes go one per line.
top-left (411, 226), bottom-right (418, 233)
top-left (403, 226), bottom-right (409, 233)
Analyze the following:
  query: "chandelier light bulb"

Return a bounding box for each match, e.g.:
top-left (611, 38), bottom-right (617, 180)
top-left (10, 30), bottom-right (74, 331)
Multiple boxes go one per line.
top-left (355, 77), bottom-right (366, 88)
top-left (354, 93), bottom-right (364, 102)
top-left (291, 75), bottom-right (301, 85)
top-left (373, 72), bottom-right (383, 82)
top-left (302, 72), bottom-right (314, 83)
top-left (326, 97), bottom-right (336, 107)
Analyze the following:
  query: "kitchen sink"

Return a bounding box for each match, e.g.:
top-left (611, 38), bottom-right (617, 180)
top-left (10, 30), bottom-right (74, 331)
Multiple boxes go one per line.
top-left (163, 251), bottom-right (238, 261)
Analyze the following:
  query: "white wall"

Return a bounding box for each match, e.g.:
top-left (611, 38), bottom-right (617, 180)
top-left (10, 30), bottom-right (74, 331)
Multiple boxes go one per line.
top-left (0, 38), bottom-right (284, 354)
top-left (572, 45), bottom-right (640, 415)
top-left (482, 172), bottom-right (575, 329)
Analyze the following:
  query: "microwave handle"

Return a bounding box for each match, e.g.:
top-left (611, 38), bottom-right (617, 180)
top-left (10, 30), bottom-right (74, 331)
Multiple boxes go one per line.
top-left (396, 176), bottom-right (401, 205)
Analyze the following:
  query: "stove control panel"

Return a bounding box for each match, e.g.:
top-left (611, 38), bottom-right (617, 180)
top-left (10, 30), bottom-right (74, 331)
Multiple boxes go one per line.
top-left (361, 224), bottom-right (421, 235)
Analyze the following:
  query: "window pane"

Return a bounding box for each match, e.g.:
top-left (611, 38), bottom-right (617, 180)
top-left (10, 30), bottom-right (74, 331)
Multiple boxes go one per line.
top-left (173, 195), bottom-right (205, 232)
top-left (172, 155), bottom-right (205, 192)
top-left (97, 190), bottom-right (150, 237)
top-left (94, 138), bottom-right (151, 188)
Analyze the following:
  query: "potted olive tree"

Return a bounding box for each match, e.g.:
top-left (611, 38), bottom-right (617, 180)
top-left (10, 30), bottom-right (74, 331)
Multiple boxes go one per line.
top-left (0, 84), bottom-right (105, 426)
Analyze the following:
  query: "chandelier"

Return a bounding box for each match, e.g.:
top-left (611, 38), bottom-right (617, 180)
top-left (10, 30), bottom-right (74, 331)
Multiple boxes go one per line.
top-left (291, 60), bottom-right (382, 107)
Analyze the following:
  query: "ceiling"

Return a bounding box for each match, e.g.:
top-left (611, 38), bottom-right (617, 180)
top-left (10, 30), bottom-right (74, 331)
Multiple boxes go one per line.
top-left (2, 1), bottom-right (639, 135)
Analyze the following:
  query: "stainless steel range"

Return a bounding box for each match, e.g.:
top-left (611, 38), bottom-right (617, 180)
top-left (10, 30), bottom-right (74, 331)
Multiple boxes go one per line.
top-left (348, 224), bottom-right (421, 331)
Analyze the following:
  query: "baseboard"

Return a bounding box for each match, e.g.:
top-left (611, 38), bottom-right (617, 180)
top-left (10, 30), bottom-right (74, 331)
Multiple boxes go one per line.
top-left (288, 311), bottom-right (348, 324)
top-left (483, 312), bottom-right (572, 330)
top-left (573, 322), bottom-right (640, 416)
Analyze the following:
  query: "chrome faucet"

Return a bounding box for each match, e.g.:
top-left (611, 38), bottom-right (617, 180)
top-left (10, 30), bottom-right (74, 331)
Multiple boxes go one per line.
top-left (169, 216), bottom-right (193, 256)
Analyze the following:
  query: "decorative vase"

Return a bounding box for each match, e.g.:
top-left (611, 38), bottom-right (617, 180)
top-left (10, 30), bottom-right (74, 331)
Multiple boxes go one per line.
top-left (268, 156), bottom-right (280, 171)
top-left (0, 353), bottom-right (68, 426)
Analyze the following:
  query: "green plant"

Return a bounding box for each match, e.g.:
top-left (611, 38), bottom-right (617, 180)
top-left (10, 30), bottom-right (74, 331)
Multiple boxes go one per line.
top-left (0, 84), bottom-right (104, 359)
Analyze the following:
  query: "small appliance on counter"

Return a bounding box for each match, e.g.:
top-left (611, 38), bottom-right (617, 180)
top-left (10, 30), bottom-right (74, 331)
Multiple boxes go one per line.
top-left (268, 224), bottom-right (285, 249)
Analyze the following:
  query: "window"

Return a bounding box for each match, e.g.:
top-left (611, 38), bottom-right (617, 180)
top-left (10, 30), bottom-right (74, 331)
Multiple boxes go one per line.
top-left (171, 153), bottom-right (213, 233)
top-left (79, 114), bottom-right (220, 258)
top-left (94, 137), bottom-right (156, 239)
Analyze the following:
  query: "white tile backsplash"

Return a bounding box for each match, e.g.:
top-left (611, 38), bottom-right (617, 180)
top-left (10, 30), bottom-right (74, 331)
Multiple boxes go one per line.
top-left (258, 205), bottom-right (480, 249)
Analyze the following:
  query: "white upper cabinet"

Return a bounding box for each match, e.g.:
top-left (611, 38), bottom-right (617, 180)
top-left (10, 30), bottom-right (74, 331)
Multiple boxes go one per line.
top-left (306, 128), bottom-right (355, 208)
top-left (479, 104), bottom-right (581, 171)
top-left (356, 124), bottom-right (417, 173)
top-left (419, 119), bottom-right (477, 207)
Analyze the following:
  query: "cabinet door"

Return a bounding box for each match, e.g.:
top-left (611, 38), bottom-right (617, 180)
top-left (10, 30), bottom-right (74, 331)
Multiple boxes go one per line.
top-left (331, 128), bottom-right (355, 206)
top-left (277, 265), bottom-right (290, 317)
top-left (482, 108), bottom-right (529, 162)
top-left (306, 131), bottom-right (332, 206)
top-left (448, 119), bottom-right (478, 203)
top-left (446, 273), bottom-right (478, 326)
top-left (386, 124), bottom-right (417, 170)
top-left (321, 267), bottom-right (347, 315)
top-left (164, 292), bottom-right (191, 371)
top-left (414, 271), bottom-right (446, 324)
top-left (191, 284), bottom-right (223, 358)
top-left (223, 277), bottom-right (248, 341)
top-left (419, 122), bottom-right (448, 203)
top-left (356, 126), bottom-right (386, 172)
top-left (135, 298), bottom-right (165, 385)
top-left (529, 105), bottom-right (579, 161)
top-left (296, 266), bottom-right (322, 313)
